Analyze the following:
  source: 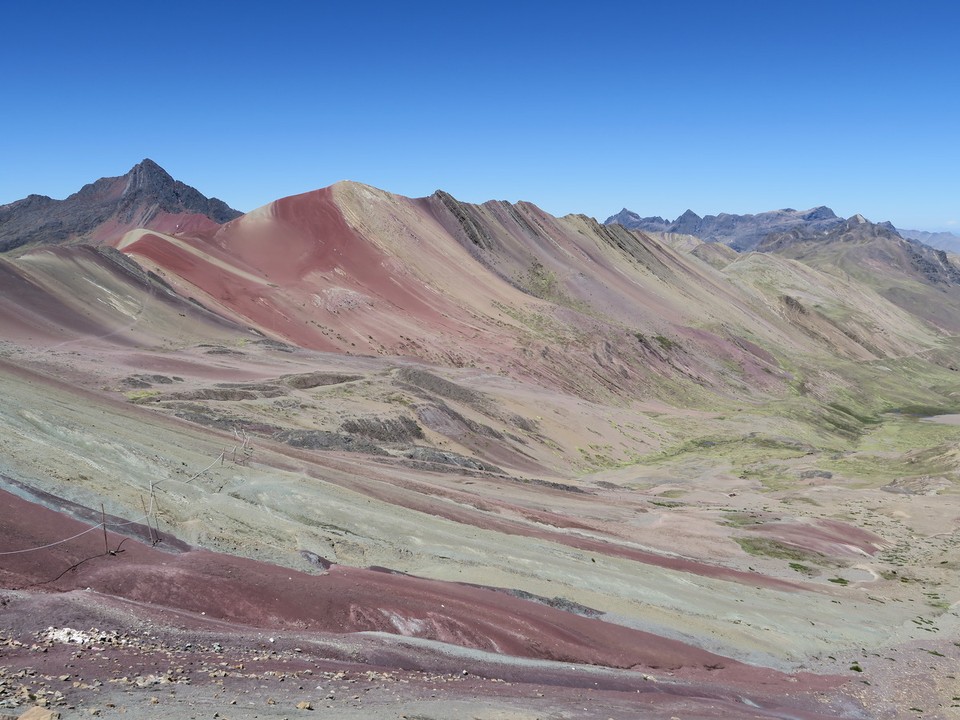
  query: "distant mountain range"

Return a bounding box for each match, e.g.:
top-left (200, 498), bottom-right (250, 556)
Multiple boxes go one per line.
top-left (2, 159), bottom-right (959, 371)
top-left (757, 213), bottom-right (960, 289)
top-left (897, 228), bottom-right (960, 254)
top-left (606, 205), bottom-right (960, 261)
top-left (0, 159), bottom-right (241, 252)
top-left (3, 160), bottom-right (959, 352)
top-left (4, 162), bottom-right (955, 265)
top-left (605, 206), bottom-right (846, 251)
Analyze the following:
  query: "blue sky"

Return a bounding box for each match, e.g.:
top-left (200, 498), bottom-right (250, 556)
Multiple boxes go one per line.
top-left (2, 1), bottom-right (958, 231)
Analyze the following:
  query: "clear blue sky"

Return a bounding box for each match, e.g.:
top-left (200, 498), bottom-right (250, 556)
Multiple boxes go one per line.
top-left (2, 1), bottom-right (958, 231)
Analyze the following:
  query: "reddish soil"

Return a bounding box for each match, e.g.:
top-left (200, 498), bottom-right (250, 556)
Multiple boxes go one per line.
top-left (754, 518), bottom-right (889, 558)
top-left (0, 488), bottom-right (852, 719)
top-left (87, 212), bottom-right (221, 246)
top-left (0, 488), bottom-right (768, 672)
top-left (0, 257), bottom-right (114, 343)
top-left (120, 189), bottom-right (472, 354)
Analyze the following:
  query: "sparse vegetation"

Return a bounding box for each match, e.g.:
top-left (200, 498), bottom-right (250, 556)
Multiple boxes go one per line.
top-left (721, 512), bottom-right (763, 528)
top-left (125, 389), bottom-right (160, 403)
top-left (523, 260), bottom-right (559, 299)
top-left (649, 499), bottom-right (683, 508)
top-left (734, 537), bottom-right (817, 563)
top-left (653, 334), bottom-right (678, 351)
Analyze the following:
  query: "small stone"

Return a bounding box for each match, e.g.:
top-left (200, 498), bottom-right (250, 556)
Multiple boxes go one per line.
top-left (17, 709), bottom-right (60, 720)
top-left (296, 701), bottom-right (313, 710)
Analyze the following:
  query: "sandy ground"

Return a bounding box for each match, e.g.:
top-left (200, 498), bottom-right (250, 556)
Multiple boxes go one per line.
top-left (924, 413), bottom-right (960, 425)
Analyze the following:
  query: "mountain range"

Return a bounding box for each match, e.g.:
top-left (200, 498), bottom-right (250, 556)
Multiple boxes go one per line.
top-left (898, 226), bottom-right (960, 254)
top-left (605, 205), bottom-right (847, 250)
top-left (1, 161), bottom-right (959, 718)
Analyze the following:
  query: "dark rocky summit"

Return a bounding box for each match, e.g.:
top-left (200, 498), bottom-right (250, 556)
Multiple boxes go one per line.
top-left (0, 159), bottom-right (242, 252)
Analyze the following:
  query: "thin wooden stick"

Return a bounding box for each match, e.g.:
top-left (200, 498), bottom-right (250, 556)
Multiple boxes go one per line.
top-left (152, 495), bottom-right (163, 544)
top-left (140, 495), bottom-right (154, 544)
top-left (101, 504), bottom-right (108, 555)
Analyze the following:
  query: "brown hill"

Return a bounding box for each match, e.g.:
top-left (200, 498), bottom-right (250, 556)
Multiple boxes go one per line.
top-left (109, 181), bottom-right (802, 404)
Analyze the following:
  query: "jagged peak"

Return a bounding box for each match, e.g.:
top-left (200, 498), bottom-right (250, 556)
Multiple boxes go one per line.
top-left (131, 158), bottom-right (168, 175)
top-left (124, 158), bottom-right (179, 191)
top-left (802, 206), bottom-right (838, 221)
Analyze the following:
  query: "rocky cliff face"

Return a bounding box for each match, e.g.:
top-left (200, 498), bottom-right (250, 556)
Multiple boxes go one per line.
top-left (0, 159), bottom-right (242, 252)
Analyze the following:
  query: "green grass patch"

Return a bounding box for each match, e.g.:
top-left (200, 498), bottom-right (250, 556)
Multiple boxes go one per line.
top-left (653, 335), bottom-right (678, 351)
top-left (827, 402), bottom-right (879, 426)
top-left (721, 512), bottom-right (763, 528)
top-left (734, 537), bottom-right (816, 563)
top-left (888, 404), bottom-right (960, 417)
top-left (658, 489), bottom-right (686, 498)
top-left (125, 389), bottom-right (160, 403)
top-left (649, 499), bottom-right (683, 508)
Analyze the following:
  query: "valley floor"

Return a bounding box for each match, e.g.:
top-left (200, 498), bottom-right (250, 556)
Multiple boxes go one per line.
top-left (1, 337), bottom-right (959, 719)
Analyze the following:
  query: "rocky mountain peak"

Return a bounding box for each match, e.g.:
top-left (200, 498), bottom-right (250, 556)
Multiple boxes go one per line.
top-left (673, 209), bottom-right (703, 235)
top-left (603, 208), bottom-right (668, 230)
top-left (675, 209), bottom-right (702, 223)
top-left (0, 161), bottom-right (243, 252)
top-left (125, 158), bottom-right (176, 194)
top-left (803, 206), bottom-right (838, 221)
